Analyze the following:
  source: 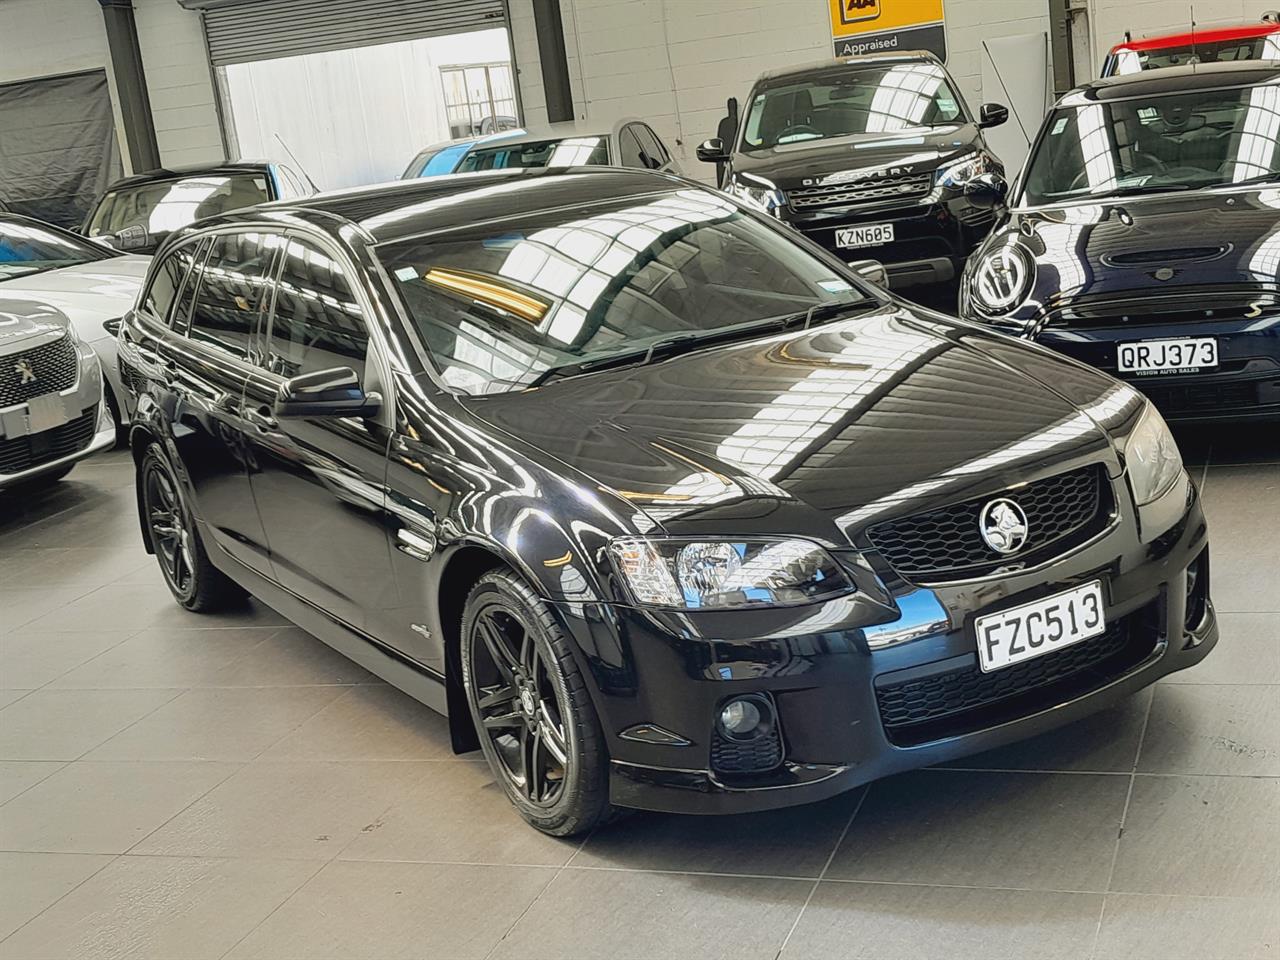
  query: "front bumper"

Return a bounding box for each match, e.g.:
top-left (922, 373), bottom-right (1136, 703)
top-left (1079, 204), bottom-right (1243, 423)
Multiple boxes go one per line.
top-left (553, 472), bottom-right (1213, 815)
top-left (781, 191), bottom-right (995, 290)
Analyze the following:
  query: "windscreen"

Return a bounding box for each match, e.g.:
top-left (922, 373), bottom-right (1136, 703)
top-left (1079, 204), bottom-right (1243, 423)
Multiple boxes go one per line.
top-left (87, 174), bottom-right (271, 241)
top-left (741, 61), bottom-right (965, 150)
top-left (456, 137), bottom-right (610, 172)
top-left (1021, 83), bottom-right (1280, 205)
top-left (1111, 35), bottom-right (1280, 74)
top-left (377, 188), bottom-right (868, 395)
top-left (0, 217), bottom-right (115, 281)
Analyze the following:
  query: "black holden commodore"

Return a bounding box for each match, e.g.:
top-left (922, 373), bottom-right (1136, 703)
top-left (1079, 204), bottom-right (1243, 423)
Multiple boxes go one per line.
top-left (118, 167), bottom-right (1216, 836)
top-left (960, 61), bottom-right (1280, 422)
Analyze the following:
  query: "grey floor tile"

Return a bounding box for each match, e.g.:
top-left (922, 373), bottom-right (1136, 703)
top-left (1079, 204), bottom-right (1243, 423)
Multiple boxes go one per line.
top-left (0, 587), bottom-right (97, 636)
top-left (0, 852), bottom-right (113, 941)
top-left (338, 759), bottom-right (577, 867)
top-left (488, 867), bottom-right (811, 960)
top-left (0, 547), bottom-right (151, 591)
top-left (0, 761), bottom-right (239, 854)
top-left (573, 791), bottom-right (860, 878)
top-left (825, 770), bottom-right (1130, 891)
top-left (1110, 775), bottom-right (1280, 897)
top-left (0, 689), bottom-right (32, 710)
top-left (225, 860), bottom-right (554, 960)
top-left (132, 760), bottom-right (433, 860)
top-left (0, 855), bottom-right (319, 960)
top-left (0, 688), bottom-right (180, 760)
top-left (0, 629), bottom-right (135, 689)
top-left (1200, 465), bottom-right (1280, 613)
top-left (1163, 612), bottom-right (1280, 685)
top-left (1138, 684), bottom-right (1280, 776)
top-left (48, 626), bottom-right (280, 689)
top-left (259, 683), bottom-right (453, 760)
top-left (0, 760), bottom-right (66, 805)
top-left (942, 688), bottom-right (1152, 773)
top-left (203, 626), bottom-right (375, 687)
top-left (15, 582), bottom-right (189, 634)
top-left (84, 686), bottom-right (344, 761)
top-left (781, 881), bottom-right (1103, 960)
top-left (1094, 893), bottom-right (1280, 960)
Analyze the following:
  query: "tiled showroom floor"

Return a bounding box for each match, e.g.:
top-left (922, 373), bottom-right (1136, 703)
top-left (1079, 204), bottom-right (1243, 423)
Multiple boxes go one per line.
top-left (0, 428), bottom-right (1276, 960)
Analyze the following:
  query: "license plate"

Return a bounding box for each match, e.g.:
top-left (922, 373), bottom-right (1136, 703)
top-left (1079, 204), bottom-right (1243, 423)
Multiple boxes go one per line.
top-left (26, 393), bottom-right (71, 435)
top-left (836, 223), bottom-right (894, 249)
top-left (974, 580), bottom-right (1106, 673)
top-left (1117, 337), bottom-right (1217, 374)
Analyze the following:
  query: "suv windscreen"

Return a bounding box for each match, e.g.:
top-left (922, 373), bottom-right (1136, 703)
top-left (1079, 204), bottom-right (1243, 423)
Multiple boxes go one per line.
top-left (456, 137), bottom-right (610, 172)
top-left (742, 62), bottom-right (965, 151)
top-left (1111, 35), bottom-right (1280, 74)
top-left (87, 174), bottom-right (271, 241)
top-left (1021, 84), bottom-right (1280, 205)
top-left (0, 217), bottom-right (116, 281)
top-left (378, 188), bottom-right (869, 395)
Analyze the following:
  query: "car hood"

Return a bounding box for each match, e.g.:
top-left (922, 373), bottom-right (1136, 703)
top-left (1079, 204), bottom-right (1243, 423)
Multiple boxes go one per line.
top-left (989, 188), bottom-right (1280, 303)
top-left (731, 123), bottom-right (981, 191)
top-left (0, 256), bottom-right (149, 342)
top-left (0, 299), bottom-right (72, 351)
top-left (462, 303), bottom-right (1128, 542)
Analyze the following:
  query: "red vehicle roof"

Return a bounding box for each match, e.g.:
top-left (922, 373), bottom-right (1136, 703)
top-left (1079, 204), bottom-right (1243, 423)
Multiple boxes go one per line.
top-left (1110, 22), bottom-right (1280, 54)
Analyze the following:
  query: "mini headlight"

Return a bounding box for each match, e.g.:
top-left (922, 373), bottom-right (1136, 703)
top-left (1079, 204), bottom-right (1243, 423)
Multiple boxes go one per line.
top-left (935, 151), bottom-right (989, 189)
top-left (726, 175), bottom-right (786, 217)
top-left (608, 537), bottom-right (853, 609)
top-left (971, 244), bottom-right (1032, 314)
top-left (1125, 402), bottom-right (1183, 505)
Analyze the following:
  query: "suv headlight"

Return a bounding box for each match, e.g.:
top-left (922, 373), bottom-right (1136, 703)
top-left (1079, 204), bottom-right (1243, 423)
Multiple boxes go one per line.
top-left (725, 175), bottom-right (786, 217)
top-left (608, 537), bottom-right (853, 609)
top-left (1125, 403), bottom-right (1183, 505)
top-left (936, 151), bottom-right (990, 188)
top-left (971, 244), bottom-right (1032, 314)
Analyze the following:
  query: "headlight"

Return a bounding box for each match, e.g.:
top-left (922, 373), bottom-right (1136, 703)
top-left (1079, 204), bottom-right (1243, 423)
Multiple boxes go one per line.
top-left (608, 537), bottom-right (853, 609)
top-left (1125, 403), bottom-right (1183, 505)
top-left (935, 151), bottom-right (990, 188)
top-left (726, 175), bottom-right (786, 217)
top-left (971, 244), bottom-right (1032, 314)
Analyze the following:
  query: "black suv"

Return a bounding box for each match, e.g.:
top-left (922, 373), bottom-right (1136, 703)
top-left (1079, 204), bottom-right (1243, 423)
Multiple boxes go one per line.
top-left (698, 52), bottom-right (1009, 290)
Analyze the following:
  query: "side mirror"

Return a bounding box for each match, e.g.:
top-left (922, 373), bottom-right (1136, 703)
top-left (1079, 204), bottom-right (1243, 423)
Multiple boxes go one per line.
top-left (696, 137), bottom-right (730, 163)
top-left (848, 259), bottom-right (889, 287)
top-left (964, 172), bottom-right (1009, 209)
top-left (275, 366), bottom-right (381, 420)
top-left (978, 102), bottom-right (1009, 129)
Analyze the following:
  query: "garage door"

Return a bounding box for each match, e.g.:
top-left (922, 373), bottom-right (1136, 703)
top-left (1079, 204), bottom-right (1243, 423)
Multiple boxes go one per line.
top-left (192, 0), bottom-right (507, 66)
top-left (0, 70), bottom-right (122, 227)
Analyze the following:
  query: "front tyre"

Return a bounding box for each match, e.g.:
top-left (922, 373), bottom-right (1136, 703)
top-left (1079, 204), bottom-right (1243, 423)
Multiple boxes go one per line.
top-left (139, 443), bottom-right (244, 612)
top-left (461, 569), bottom-right (613, 836)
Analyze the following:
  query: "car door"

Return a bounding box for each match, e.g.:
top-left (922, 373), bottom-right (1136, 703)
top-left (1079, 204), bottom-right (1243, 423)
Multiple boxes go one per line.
top-left (158, 229), bottom-right (279, 576)
top-left (239, 231), bottom-right (397, 632)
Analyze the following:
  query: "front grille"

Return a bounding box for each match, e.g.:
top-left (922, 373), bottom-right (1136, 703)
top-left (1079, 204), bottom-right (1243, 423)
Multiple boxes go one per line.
top-left (865, 465), bottom-right (1106, 582)
top-left (875, 606), bottom-right (1159, 746)
top-left (710, 727), bottom-right (783, 774)
top-left (1043, 286), bottom-right (1280, 329)
top-left (1138, 378), bottom-right (1261, 415)
top-left (0, 407), bottom-right (96, 475)
top-left (0, 336), bottom-right (78, 408)
top-left (786, 173), bottom-right (931, 210)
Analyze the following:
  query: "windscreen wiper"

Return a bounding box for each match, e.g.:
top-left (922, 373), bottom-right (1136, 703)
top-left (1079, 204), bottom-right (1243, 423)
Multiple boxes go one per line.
top-left (1092, 183), bottom-right (1193, 200)
top-left (1214, 171), bottom-right (1280, 188)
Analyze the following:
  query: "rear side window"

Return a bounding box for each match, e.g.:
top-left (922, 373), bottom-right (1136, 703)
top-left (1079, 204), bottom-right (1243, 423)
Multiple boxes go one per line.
top-left (635, 124), bottom-right (669, 167)
top-left (265, 238), bottom-right (369, 381)
top-left (617, 127), bottom-right (647, 168)
top-left (187, 232), bottom-right (279, 359)
top-left (169, 237), bottom-right (212, 333)
top-left (141, 250), bottom-right (189, 322)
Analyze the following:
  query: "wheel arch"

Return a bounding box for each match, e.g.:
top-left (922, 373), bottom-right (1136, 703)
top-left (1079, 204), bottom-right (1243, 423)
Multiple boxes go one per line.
top-left (129, 423), bottom-right (161, 555)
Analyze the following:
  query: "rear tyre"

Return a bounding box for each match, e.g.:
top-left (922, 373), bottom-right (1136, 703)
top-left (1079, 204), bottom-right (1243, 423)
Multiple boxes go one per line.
top-left (461, 568), bottom-right (613, 836)
top-left (139, 444), bottom-right (244, 612)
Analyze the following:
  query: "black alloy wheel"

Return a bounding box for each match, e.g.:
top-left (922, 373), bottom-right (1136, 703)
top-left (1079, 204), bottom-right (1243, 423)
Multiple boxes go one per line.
top-left (139, 444), bottom-right (243, 612)
top-left (461, 569), bottom-right (612, 836)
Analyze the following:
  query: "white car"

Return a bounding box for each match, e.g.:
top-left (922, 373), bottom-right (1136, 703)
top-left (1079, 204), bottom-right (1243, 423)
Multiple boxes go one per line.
top-left (0, 213), bottom-right (148, 437)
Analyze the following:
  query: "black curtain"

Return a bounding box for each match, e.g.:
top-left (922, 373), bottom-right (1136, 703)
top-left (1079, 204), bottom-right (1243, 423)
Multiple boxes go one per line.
top-left (0, 70), bottom-right (123, 227)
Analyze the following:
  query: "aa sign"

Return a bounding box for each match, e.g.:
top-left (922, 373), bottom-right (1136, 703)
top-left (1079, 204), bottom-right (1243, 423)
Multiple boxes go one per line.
top-left (829, 0), bottom-right (947, 61)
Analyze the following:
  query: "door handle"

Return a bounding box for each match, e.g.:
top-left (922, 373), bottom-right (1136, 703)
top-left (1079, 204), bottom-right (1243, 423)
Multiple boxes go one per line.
top-left (244, 404), bottom-right (278, 431)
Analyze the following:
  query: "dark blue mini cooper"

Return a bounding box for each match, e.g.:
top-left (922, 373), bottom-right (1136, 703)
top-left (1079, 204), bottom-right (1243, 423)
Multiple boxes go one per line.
top-left (959, 62), bottom-right (1280, 421)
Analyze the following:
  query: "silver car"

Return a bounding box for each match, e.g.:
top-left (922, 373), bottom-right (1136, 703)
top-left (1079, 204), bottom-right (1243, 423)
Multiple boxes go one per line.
top-left (0, 299), bottom-right (114, 489)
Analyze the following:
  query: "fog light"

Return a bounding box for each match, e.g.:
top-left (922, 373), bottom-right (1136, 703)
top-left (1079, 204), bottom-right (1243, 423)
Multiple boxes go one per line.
top-left (717, 695), bottom-right (773, 741)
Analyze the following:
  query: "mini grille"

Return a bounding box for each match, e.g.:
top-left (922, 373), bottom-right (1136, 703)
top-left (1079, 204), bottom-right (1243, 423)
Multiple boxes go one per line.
top-left (0, 408), bottom-right (96, 475)
top-left (710, 728), bottom-right (783, 774)
top-left (875, 614), bottom-right (1154, 746)
top-left (865, 465), bottom-right (1104, 581)
top-left (786, 173), bottom-right (931, 209)
top-left (0, 336), bottom-right (78, 409)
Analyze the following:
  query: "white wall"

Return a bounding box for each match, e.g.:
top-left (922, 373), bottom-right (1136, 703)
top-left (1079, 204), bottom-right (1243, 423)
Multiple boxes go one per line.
top-left (222, 29), bottom-right (512, 190)
top-left (508, 0), bottom-right (1052, 182)
top-left (1086, 0), bottom-right (1280, 73)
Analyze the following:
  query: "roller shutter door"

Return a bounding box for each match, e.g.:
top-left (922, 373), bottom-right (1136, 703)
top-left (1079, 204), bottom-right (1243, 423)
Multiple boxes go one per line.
top-left (196, 0), bottom-right (506, 67)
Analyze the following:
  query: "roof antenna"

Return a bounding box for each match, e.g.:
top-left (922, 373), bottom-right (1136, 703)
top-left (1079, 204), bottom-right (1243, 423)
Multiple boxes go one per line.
top-left (273, 133), bottom-right (321, 194)
top-left (1190, 4), bottom-right (1197, 65)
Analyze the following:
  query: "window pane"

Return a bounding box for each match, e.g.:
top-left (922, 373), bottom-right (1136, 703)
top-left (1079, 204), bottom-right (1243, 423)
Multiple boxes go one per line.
top-left (267, 239), bottom-right (368, 381)
top-left (618, 128), bottom-right (646, 168)
top-left (142, 251), bottom-right (187, 322)
top-left (170, 237), bottom-right (211, 334)
top-left (187, 232), bottom-right (277, 359)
